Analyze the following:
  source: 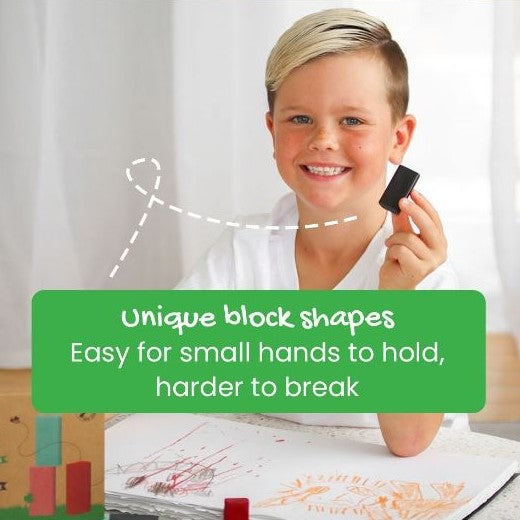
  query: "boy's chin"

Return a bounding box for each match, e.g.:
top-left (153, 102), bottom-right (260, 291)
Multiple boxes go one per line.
top-left (297, 194), bottom-right (356, 217)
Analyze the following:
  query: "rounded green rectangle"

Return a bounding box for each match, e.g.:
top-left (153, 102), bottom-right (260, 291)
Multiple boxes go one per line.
top-left (32, 290), bottom-right (485, 413)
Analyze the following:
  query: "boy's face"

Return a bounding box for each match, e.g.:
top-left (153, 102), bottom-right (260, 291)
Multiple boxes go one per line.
top-left (266, 52), bottom-right (414, 214)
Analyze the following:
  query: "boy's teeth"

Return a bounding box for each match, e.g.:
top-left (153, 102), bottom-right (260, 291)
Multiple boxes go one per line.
top-left (306, 165), bottom-right (346, 176)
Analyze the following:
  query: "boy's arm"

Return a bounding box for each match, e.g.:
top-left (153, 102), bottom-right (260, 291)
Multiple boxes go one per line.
top-left (378, 190), bottom-right (447, 455)
top-left (377, 413), bottom-right (443, 457)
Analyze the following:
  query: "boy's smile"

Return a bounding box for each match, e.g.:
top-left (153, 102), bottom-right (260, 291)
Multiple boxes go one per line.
top-left (266, 51), bottom-right (414, 217)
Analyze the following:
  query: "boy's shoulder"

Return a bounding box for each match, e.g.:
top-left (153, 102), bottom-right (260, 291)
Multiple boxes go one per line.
top-left (176, 193), bottom-right (298, 290)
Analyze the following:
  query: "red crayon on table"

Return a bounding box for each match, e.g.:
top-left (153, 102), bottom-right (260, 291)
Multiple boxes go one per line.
top-left (29, 466), bottom-right (56, 516)
top-left (224, 497), bottom-right (249, 520)
top-left (66, 460), bottom-right (91, 514)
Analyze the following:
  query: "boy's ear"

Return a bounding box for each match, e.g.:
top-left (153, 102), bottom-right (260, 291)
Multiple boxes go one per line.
top-left (265, 111), bottom-right (275, 140)
top-left (265, 112), bottom-right (276, 158)
top-left (389, 114), bottom-right (416, 165)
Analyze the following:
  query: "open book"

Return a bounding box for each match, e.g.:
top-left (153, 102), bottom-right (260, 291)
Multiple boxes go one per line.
top-left (105, 414), bottom-right (517, 520)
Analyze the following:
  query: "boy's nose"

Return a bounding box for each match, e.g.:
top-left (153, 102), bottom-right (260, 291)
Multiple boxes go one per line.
top-left (308, 127), bottom-right (340, 151)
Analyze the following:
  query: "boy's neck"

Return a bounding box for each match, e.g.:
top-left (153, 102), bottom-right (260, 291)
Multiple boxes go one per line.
top-left (295, 199), bottom-right (387, 266)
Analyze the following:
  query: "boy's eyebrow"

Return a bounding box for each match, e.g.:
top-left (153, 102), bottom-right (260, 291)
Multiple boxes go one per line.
top-left (280, 105), bottom-right (373, 114)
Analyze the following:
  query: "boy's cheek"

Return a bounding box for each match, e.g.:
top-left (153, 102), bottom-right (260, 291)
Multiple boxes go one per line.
top-left (350, 159), bottom-right (382, 182)
top-left (275, 131), bottom-right (305, 151)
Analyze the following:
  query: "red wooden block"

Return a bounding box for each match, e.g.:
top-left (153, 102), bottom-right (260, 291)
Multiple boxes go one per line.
top-left (29, 466), bottom-right (56, 516)
top-left (224, 497), bottom-right (249, 520)
top-left (66, 460), bottom-right (91, 514)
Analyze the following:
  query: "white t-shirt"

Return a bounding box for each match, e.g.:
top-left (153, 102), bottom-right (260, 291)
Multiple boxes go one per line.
top-left (176, 193), bottom-right (469, 430)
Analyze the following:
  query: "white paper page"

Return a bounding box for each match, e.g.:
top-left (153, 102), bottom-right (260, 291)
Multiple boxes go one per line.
top-left (105, 414), bottom-right (518, 520)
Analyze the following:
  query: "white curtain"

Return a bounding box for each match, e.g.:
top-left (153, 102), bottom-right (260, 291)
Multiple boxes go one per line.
top-left (0, 0), bottom-right (518, 368)
top-left (0, 0), bottom-right (181, 367)
top-left (490, 1), bottom-right (520, 350)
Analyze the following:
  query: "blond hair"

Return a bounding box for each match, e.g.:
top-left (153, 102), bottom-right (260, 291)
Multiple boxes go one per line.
top-left (265, 8), bottom-right (409, 122)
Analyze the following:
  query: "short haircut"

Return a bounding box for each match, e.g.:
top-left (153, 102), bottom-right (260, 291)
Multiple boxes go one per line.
top-left (265, 8), bottom-right (409, 123)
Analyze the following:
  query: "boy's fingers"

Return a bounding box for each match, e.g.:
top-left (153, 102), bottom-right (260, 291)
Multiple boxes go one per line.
top-left (410, 190), bottom-right (444, 232)
top-left (391, 210), bottom-right (413, 234)
top-left (386, 244), bottom-right (420, 279)
top-left (399, 198), bottom-right (444, 250)
top-left (385, 232), bottom-right (430, 260)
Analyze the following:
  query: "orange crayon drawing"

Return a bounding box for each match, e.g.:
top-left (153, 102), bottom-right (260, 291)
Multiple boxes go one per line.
top-left (254, 473), bottom-right (471, 519)
top-left (255, 485), bottom-right (330, 507)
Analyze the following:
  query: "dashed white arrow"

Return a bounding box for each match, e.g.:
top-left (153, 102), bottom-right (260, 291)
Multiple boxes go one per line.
top-left (109, 157), bottom-right (357, 279)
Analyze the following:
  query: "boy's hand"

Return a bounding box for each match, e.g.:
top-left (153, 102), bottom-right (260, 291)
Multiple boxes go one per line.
top-left (379, 190), bottom-right (447, 290)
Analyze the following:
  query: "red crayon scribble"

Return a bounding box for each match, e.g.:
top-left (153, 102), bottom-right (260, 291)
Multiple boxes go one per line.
top-left (109, 421), bottom-right (272, 499)
top-left (144, 422), bottom-right (207, 460)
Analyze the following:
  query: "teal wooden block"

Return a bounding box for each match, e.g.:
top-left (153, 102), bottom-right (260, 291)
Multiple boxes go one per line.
top-left (35, 415), bottom-right (62, 466)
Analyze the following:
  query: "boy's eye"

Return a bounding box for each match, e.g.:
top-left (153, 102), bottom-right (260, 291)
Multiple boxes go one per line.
top-left (289, 115), bottom-right (362, 125)
top-left (291, 115), bottom-right (311, 124)
top-left (343, 117), bottom-right (362, 126)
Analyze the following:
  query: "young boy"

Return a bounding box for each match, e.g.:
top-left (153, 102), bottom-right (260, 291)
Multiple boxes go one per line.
top-left (177, 8), bottom-right (468, 456)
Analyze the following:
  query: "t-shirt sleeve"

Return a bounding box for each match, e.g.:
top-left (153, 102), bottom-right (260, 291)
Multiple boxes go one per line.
top-left (174, 229), bottom-right (236, 289)
top-left (417, 259), bottom-right (460, 290)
